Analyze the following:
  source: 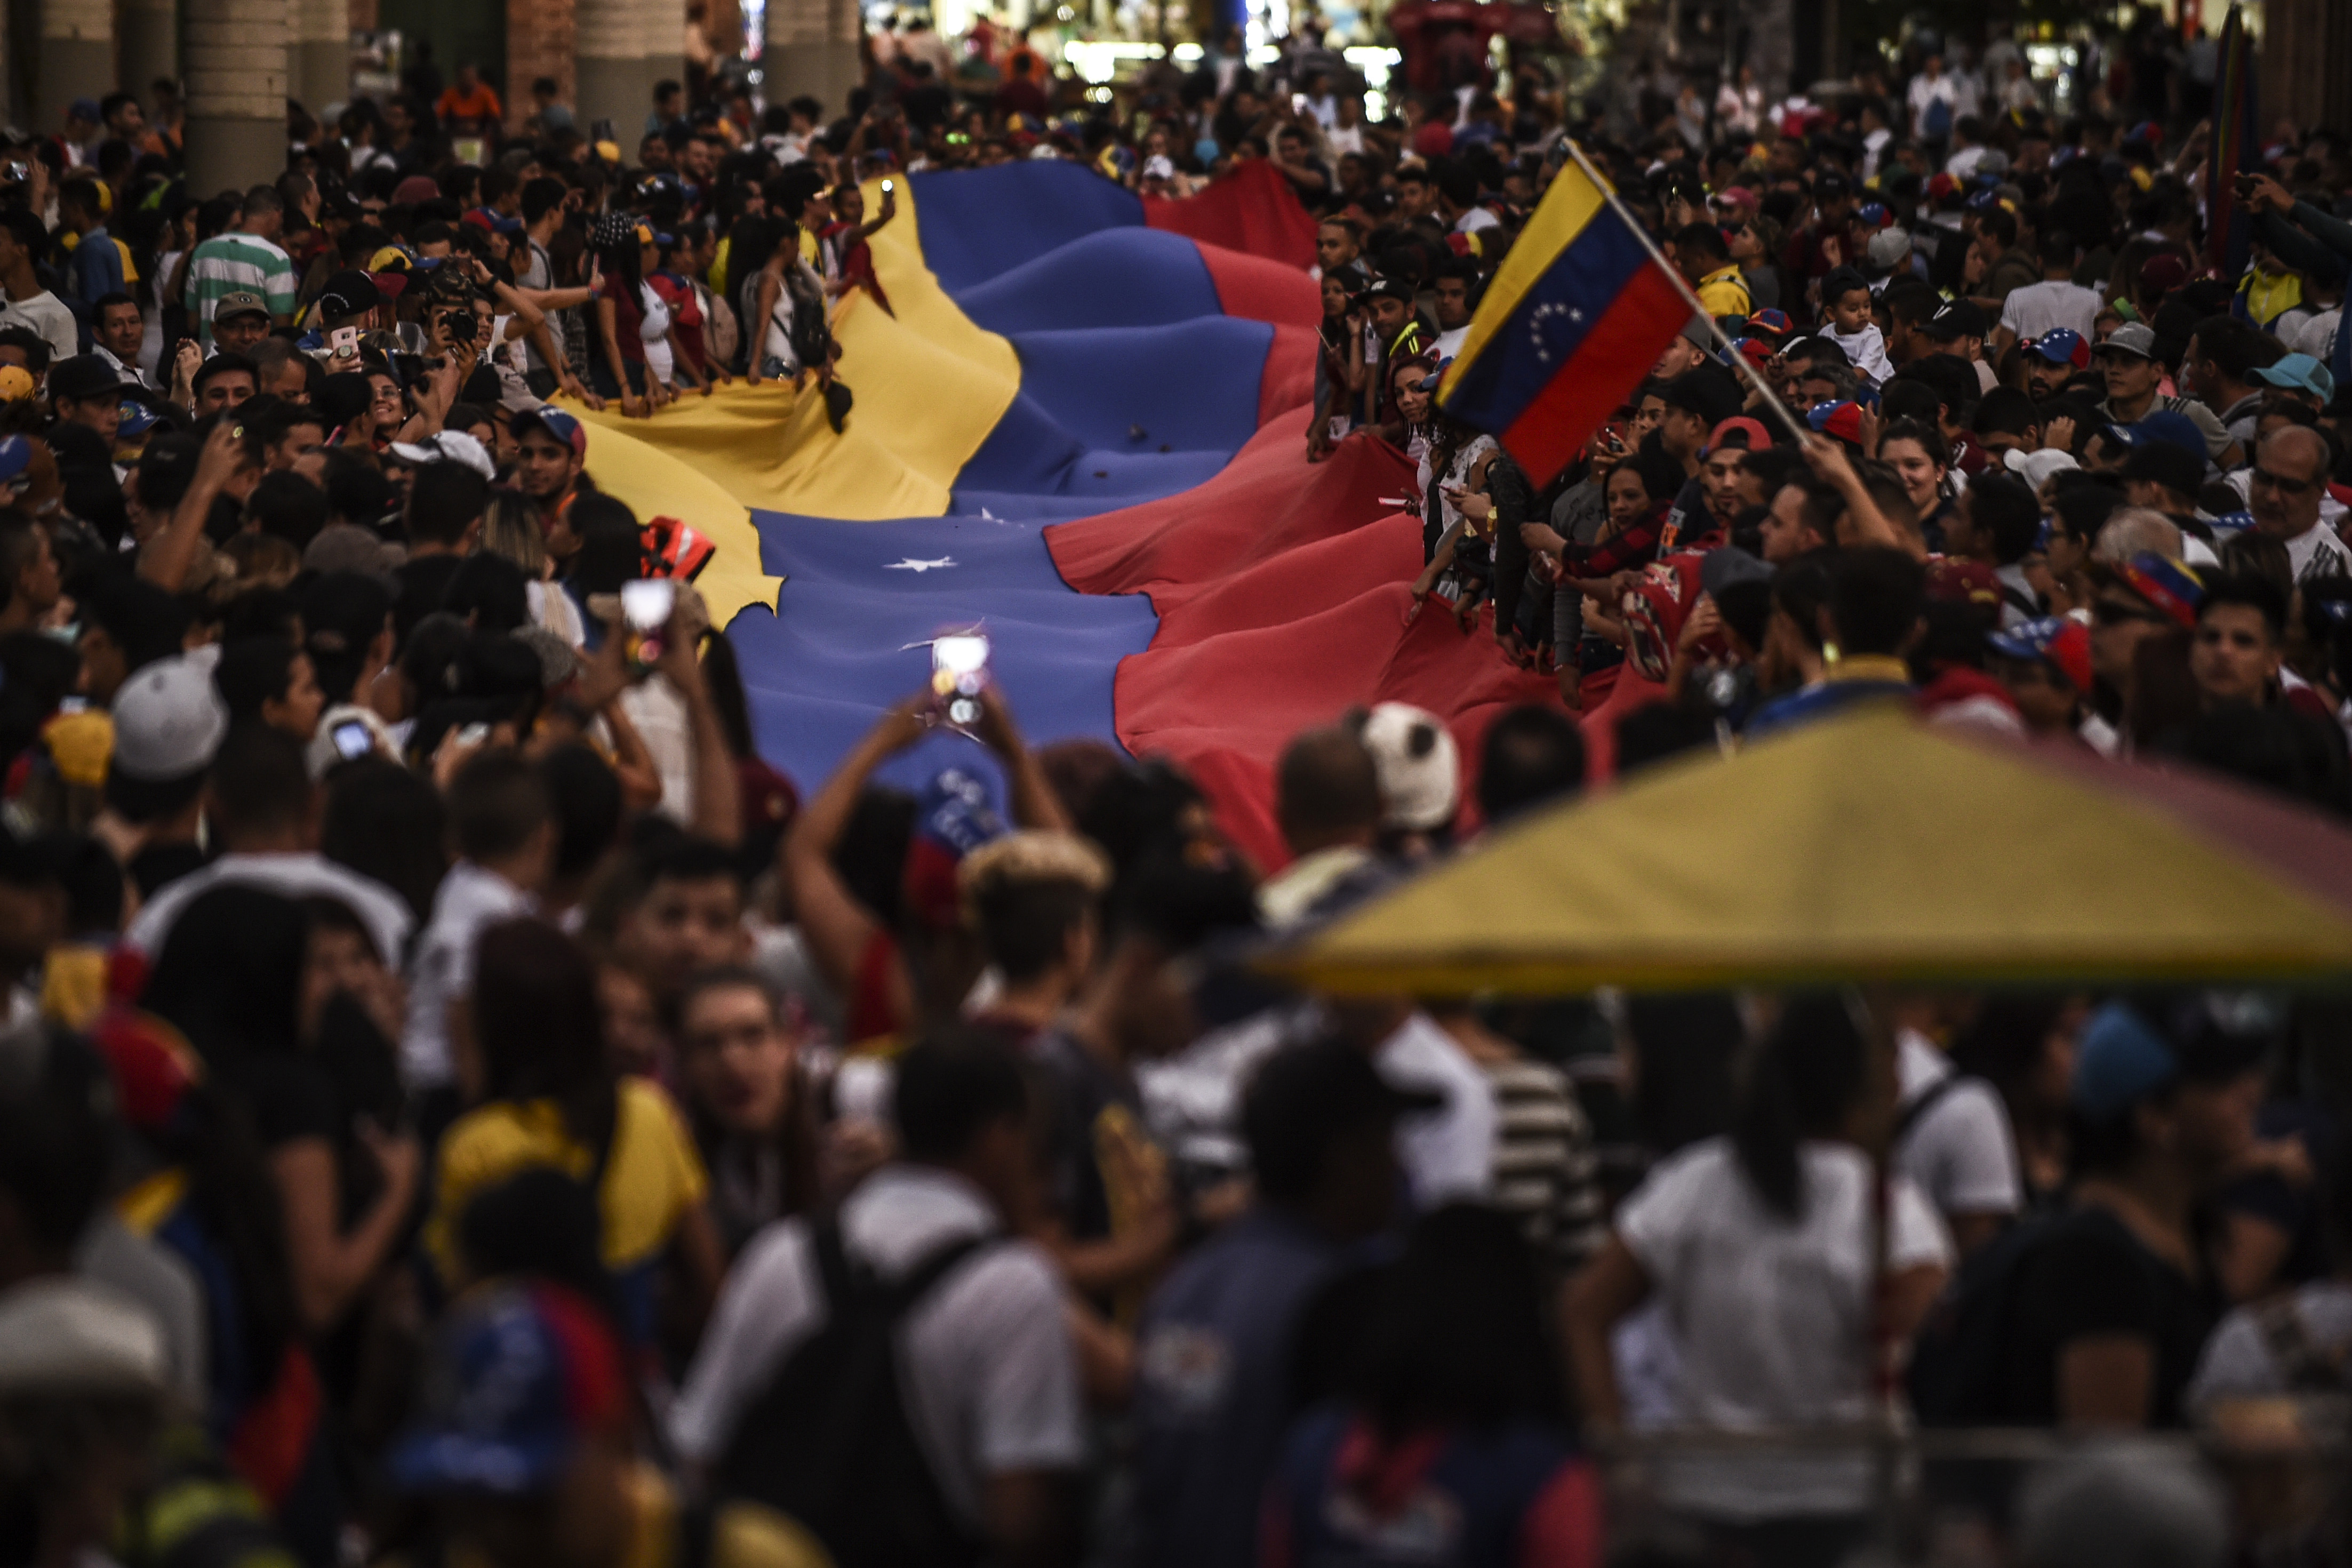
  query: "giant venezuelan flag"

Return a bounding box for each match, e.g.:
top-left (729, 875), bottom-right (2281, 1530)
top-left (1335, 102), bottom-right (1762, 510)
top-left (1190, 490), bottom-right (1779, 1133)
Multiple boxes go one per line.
top-left (1436, 148), bottom-right (1693, 487)
top-left (562, 160), bottom-right (1555, 868)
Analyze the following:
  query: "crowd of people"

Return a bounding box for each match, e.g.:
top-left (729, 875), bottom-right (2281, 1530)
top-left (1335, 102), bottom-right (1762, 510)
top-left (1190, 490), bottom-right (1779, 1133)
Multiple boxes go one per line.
top-left (0, 11), bottom-right (2344, 1568)
top-left (1301, 66), bottom-right (2352, 809)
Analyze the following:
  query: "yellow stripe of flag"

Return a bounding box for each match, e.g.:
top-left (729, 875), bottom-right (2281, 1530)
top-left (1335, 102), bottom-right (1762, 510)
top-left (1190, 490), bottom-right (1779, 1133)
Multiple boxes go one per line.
top-left (1442, 154), bottom-right (1612, 399)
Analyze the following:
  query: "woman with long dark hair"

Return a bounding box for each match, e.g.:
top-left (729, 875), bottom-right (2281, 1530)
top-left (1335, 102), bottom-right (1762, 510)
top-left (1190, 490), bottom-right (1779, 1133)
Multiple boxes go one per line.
top-left (1305, 265), bottom-right (1367, 463)
top-left (1403, 361), bottom-right (1503, 634)
top-left (1262, 1205), bottom-right (1601, 1564)
top-left (589, 213), bottom-right (702, 418)
top-left (423, 918), bottom-right (724, 1353)
top-left (1565, 996), bottom-right (1952, 1568)
top-left (136, 883), bottom-right (418, 1563)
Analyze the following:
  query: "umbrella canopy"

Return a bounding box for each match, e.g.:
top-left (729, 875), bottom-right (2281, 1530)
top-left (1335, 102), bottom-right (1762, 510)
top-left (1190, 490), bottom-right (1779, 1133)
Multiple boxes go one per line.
top-left (1262, 705), bottom-right (2352, 996)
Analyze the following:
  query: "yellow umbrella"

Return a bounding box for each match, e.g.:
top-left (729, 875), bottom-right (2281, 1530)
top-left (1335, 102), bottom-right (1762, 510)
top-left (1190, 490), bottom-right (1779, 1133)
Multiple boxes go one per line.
top-left (1261, 705), bottom-right (2352, 996)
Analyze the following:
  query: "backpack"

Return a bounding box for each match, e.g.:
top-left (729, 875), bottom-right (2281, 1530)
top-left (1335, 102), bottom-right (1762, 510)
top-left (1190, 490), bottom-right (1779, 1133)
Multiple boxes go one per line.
top-left (715, 1218), bottom-right (991, 1568)
top-left (1922, 92), bottom-right (1953, 140)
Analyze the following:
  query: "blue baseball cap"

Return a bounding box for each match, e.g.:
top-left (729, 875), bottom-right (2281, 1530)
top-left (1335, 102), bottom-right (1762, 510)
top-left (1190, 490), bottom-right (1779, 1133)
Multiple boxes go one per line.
top-left (2028, 328), bottom-right (2091, 369)
top-left (2116, 409), bottom-right (2207, 462)
top-left (389, 1282), bottom-right (628, 1495)
top-left (1987, 614), bottom-right (2093, 692)
top-left (2071, 1002), bottom-right (2179, 1122)
top-left (2251, 352), bottom-right (2335, 403)
top-left (117, 401), bottom-right (159, 437)
top-left (0, 435), bottom-right (33, 486)
top-left (511, 405), bottom-right (586, 457)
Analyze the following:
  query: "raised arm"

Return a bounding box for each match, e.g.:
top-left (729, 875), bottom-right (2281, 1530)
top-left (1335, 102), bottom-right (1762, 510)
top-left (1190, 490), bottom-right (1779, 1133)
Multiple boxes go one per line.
top-left (781, 694), bottom-right (932, 1019)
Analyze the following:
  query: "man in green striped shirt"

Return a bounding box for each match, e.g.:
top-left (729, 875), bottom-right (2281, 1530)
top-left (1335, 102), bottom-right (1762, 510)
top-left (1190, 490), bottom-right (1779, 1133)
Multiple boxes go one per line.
top-left (184, 185), bottom-right (297, 347)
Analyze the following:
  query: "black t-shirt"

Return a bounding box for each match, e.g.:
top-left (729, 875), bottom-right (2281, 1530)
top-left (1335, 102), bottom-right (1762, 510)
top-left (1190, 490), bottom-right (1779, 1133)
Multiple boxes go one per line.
top-left (1028, 1028), bottom-right (1146, 1249)
top-left (393, 553), bottom-right (465, 642)
top-left (1998, 1205), bottom-right (2220, 1428)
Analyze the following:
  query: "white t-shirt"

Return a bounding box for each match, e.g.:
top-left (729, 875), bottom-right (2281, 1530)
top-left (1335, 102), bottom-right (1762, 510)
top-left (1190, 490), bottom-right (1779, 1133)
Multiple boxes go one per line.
top-left (0, 289), bottom-right (78, 364)
top-left (668, 1164), bottom-right (1084, 1524)
top-left (1617, 1137), bottom-right (1951, 1521)
top-left (400, 860), bottom-right (533, 1091)
top-left (1893, 1030), bottom-right (2022, 1221)
top-left (2190, 1280), bottom-right (2352, 1410)
top-left (127, 851), bottom-right (413, 971)
top-left (2283, 519), bottom-right (2352, 585)
top-left (637, 281), bottom-right (674, 383)
top-left (1374, 1010), bottom-right (1498, 1209)
top-left (1997, 279), bottom-right (2102, 344)
top-left (1908, 75), bottom-right (1958, 139)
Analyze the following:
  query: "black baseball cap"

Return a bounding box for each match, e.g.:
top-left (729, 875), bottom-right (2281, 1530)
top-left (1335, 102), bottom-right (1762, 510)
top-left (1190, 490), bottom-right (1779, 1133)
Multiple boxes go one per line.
top-left (314, 269), bottom-right (383, 323)
top-left (48, 353), bottom-right (135, 405)
top-left (1921, 299), bottom-right (1990, 340)
top-left (1358, 276), bottom-right (1417, 307)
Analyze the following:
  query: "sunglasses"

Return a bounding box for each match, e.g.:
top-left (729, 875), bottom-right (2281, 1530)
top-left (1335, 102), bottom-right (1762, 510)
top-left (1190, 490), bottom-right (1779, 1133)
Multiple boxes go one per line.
top-left (2249, 467), bottom-right (2315, 496)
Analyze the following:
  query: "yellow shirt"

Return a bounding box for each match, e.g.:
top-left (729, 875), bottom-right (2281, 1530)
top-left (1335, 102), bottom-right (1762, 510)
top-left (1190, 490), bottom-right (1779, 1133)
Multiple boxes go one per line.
top-left (1695, 263), bottom-right (1751, 320)
top-left (427, 1077), bottom-right (708, 1286)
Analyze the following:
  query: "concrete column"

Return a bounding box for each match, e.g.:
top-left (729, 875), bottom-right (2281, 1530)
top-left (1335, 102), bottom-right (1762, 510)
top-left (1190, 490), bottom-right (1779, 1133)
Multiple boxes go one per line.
top-left (1747, 0), bottom-right (1793, 107)
top-left (577, 0), bottom-right (675, 140)
top-left (118, 0), bottom-right (181, 112)
top-left (35, 0), bottom-right (114, 135)
top-left (764, 0), bottom-right (858, 119)
top-left (289, 0), bottom-right (347, 115)
top-left (184, 0), bottom-right (290, 194)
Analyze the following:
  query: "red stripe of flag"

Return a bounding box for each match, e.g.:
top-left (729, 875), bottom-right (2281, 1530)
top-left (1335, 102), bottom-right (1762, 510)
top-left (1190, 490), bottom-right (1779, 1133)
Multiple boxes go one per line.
top-left (1499, 265), bottom-right (1692, 487)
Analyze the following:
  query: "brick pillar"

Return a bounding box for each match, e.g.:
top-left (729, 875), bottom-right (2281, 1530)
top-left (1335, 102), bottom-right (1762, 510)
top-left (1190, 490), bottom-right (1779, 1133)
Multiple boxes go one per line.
top-left (577, 0), bottom-right (675, 142)
top-left (289, 0), bottom-right (347, 114)
top-left (119, 0), bottom-right (181, 116)
top-left (36, 0), bottom-right (114, 134)
top-left (765, 0), bottom-right (857, 120)
top-left (185, 0), bottom-right (290, 192)
top-left (507, 0), bottom-right (577, 134)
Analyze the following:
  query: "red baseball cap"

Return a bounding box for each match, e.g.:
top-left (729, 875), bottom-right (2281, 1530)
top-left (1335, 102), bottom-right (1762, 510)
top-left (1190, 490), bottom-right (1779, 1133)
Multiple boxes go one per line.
top-left (1704, 415), bottom-right (1772, 454)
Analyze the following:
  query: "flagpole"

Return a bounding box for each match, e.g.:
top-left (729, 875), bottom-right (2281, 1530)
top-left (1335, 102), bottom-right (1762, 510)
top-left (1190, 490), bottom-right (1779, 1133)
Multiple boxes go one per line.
top-left (1561, 138), bottom-right (1817, 450)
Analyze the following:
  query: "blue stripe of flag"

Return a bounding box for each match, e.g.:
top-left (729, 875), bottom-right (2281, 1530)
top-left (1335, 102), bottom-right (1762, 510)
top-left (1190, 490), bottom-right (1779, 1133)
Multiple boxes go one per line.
top-left (1442, 209), bottom-right (1657, 434)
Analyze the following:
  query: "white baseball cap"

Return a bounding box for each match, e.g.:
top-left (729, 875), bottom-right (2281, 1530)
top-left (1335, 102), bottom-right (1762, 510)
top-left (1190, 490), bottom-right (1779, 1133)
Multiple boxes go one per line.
top-left (389, 429), bottom-right (496, 481)
top-left (110, 654), bottom-right (230, 782)
top-left (0, 1278), bottom-right (167, 1396)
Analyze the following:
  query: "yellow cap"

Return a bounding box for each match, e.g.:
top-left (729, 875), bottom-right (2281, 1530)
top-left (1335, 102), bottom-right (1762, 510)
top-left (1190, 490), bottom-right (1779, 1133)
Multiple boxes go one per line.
top-left (43, 710), bottom-right (114, 789)
top-left (0, 366), bottom-right (35, 402)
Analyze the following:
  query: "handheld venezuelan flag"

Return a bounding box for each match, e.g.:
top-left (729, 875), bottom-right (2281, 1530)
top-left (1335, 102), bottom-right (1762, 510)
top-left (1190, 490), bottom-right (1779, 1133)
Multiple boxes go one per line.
top-left (2204, 5), bottom-right (2258, 281)
top-left (1436, 145), bottom-right (1695, 487)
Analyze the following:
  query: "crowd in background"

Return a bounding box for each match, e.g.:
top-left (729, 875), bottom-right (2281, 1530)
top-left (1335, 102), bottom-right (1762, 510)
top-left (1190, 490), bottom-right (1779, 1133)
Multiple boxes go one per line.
top-left (0, 9), bottom-right (2343, 1568)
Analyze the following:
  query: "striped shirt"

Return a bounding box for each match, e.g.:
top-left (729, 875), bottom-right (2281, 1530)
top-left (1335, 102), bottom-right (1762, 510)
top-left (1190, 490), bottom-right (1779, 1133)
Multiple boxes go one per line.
top-left (183, 232), bottom-right (295, 345)
top-left (1481, 1056), bottom-right (1605, 1272)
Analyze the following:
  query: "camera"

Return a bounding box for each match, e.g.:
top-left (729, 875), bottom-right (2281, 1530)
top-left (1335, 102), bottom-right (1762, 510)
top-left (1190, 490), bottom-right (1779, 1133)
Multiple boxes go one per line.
top-left (439, 308), bottom-right (478, 344)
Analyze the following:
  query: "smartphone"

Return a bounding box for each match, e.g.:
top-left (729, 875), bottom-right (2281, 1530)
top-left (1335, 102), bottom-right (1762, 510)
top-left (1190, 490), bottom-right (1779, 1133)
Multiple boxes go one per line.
top-left (622, 578), bottom-right (675, 676)
top-left (931, 631), bottom-right (989, 727)
top-left (329, 325), bottom-right (359, 361)
top-left (330, 718), bottom-right (374, 761)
